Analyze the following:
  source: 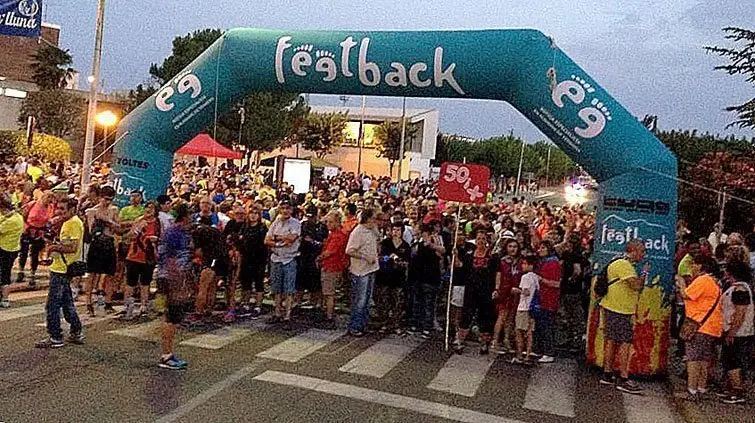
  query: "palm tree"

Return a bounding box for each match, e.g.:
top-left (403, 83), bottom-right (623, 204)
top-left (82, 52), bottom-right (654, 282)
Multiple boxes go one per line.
top-left (31, 45), bottom-right (75, 90)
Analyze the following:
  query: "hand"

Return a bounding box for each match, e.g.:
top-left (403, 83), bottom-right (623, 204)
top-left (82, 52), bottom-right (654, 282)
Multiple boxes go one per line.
top-left (492, 290), bottom-right (500, 300)
top-left (642, 262), bottom-right (651, 275)
top-left (511, 287), bottom-right (521, 295)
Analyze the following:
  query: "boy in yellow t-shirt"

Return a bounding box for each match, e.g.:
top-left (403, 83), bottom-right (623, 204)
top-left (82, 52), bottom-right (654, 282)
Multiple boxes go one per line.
top-left (36, 198), bottom-right (85, 349)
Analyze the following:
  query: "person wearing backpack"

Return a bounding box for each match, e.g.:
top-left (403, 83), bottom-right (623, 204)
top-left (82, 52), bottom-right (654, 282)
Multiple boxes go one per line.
top-left (599, 239), bottom-right (648, 394)
top-left (675, 255), bottom-right (723, 401)
top-left (511, 255), bottom-right (539, 364)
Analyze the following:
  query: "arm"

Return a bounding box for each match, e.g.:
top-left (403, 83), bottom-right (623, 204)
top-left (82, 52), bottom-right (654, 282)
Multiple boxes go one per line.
top-left (492, 272), bottom-right (502, 299)
top-left (264, 224), bottom-right (277, 248)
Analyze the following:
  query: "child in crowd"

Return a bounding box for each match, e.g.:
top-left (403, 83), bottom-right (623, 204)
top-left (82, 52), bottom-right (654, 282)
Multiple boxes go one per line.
top-left (512, 255), bottom-right (539, 364)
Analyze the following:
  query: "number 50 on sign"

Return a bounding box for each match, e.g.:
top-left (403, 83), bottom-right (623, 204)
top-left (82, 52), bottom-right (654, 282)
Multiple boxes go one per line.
top-left (437, 162), bottom-right (490, 204)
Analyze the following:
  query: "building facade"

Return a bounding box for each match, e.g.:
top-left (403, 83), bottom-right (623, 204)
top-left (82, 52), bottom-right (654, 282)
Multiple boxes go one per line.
top-left (269, 105), bottom-right (439, 179)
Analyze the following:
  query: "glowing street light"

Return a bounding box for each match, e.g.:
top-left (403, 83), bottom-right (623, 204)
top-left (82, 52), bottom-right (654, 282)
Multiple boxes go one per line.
top-left (95, 110), bottom-right (118, 127)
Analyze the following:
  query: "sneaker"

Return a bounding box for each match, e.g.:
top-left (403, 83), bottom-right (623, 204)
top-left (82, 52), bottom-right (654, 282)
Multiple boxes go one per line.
top-left (406, 326), bottom-right (418, 335)
top-left (237, 305), bottom-right (252, 318)
top-left (66, 332), bottom-right (86, 345)
top-left (379, 326), bottom-right (389, 334)
top-left (348, 330), bottom-right (364, 337)
top-left (479, 343), bottom-right (489, 355)
top-left (104, 304), bottom-right (116, 314)
top-left (86, 304), bottom-right (96, 317)
top-left (15, 271), bottom-right (24, 284)
top-left (0, 300), bottom-right (10, 309)
top-left (721, 394), bottom-right (746, 404)
top-left (421, 330), bottom-right (431, 339)
top-left (138, 305), bottom-right (149, 317)
top-left (538, 355), bottom-right (555, 364)
top-left (616, 379), bottom-right (643, 395)
top-left (599, 373), bottom-right (616, 385)
top-left (223, 310), bottom-right (236, 323)
top-left (158, 355), bottom-right (188, 370)
top-left (250, 307), bottom-right (262, 320)
top-left (35, 337), bottom-right (64, 348)
top-left (715, 390), bottom-right (733, 398)
top-left (393, 327), bottom-right (405, 336)
top-left (452, 339), bottom-right (464, 354)
top-left (511, 357), bottom-right (523, 364)
top-left (28, 274), bottom-right (37, 289)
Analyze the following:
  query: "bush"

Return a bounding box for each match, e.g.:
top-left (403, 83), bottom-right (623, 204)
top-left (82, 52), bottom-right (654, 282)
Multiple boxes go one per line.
top-left (0, 130), bottom-right (72, 162)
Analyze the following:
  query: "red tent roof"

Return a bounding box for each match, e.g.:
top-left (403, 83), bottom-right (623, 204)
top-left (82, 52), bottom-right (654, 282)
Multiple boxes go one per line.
top-left (176, 134), bottom-right (242, 159)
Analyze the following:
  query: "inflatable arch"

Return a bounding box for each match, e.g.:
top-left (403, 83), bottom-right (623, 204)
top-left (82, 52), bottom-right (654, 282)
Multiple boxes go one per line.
top-left (111, 29), bottom-right (677, 375)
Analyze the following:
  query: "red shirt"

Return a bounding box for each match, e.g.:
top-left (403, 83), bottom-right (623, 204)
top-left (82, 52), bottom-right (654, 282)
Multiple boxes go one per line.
top-left (498, 257), bottom-right (523, 310)
top-left (537, 257), bottom-right (562, 312)
top-left (127, 219), bottom-right (160, 264)
top-left (321, 229), bottom-right (348, 272)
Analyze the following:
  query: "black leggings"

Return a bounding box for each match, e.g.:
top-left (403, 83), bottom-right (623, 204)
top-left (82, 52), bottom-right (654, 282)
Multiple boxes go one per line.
top-left (18, 235), bottom-right (45, 273)
top-left (459, 282), bottom-right (496, 334)
top-left (0, 249), bottom-right (18, 286)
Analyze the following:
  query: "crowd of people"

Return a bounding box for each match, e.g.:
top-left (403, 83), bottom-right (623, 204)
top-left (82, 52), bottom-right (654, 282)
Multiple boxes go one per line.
top-left (0, 155), bottom-right (753, 403)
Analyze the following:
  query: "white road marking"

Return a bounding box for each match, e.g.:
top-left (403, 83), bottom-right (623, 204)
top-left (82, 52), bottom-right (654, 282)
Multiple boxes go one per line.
top-left (154, 360), bottom-right (264, 423)
top-left (256, 329), bottom-right (342, 362)
top-left (179, 327), bottom-right (251, 350)
top-left (36, 306), bottom-right (123, 330)
top-left (0, 303), bottom-right (45, 322)
top-left (108, 319), bottom-right (163, 342)
top-left (427, 352), bottom-right (495, 397)
top-left (623, 383), bottom-right (681, 423)
top-left (523, 360), bottom-right (576, 417)
top-left (339, 335), bottom-right (424, 378)
top-left (254, 370), bottom-right (526, 423)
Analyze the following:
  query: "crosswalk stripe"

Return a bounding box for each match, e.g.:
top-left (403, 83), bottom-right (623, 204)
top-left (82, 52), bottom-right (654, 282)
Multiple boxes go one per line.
top-left (36, 306), bottom-right (123, 330)
top-left (179, 327), bottom-right (252, 350)
top-left (107, 319), bottom-right (163, 342)
top-left (254, 370), bottom-right (525, 423)
top-left (523, 360), bottom-right (576, 417)
top-left (339, 335), bottom-right (424, 378)
top-left (8, 290), bottom-right (48, 301)
top-left (427, 353), bottom-right (495, 397)
top-left (256, 328), bottom-right (342, 363)
top-left (623, 387), bottom-right (679, 423)
top-left (0, 303), bottom-right (45, 322)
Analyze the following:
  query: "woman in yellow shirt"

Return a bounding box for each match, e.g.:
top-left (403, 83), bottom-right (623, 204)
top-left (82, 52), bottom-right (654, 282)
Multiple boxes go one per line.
top-left (0, 193), bottom-right (24, 308)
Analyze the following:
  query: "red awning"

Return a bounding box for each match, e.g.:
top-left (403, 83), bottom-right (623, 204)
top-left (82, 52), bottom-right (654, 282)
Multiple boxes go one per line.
top-left (176, 134), bottom-right (242, 159)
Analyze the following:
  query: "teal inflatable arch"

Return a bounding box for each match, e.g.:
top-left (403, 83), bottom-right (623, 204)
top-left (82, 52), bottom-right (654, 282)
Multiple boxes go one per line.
top-left (111, 29), bottom-right (677, 372)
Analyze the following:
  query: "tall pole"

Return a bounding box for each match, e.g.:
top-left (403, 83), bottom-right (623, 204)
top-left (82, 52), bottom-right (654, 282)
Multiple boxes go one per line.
top-left (356, 95), bottom-right (366, 175)
top-left (515, 134), bottom-right (525, 196)
top-left (397, 97), bottom-right (407, 182)
top-left (81, 0), bottom-right (106, 191)
top-left (718, 188), bottom-right (727, 233)
top-left (545, 143), bottom-right (552, 189)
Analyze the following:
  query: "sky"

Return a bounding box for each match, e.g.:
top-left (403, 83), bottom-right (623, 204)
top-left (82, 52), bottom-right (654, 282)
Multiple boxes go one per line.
top-left (44, 0), bottom-right (755, 142)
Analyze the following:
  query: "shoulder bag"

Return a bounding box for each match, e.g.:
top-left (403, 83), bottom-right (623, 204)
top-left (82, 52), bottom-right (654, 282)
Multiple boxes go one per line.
top-left (680, 288), bottom-right (721, 341)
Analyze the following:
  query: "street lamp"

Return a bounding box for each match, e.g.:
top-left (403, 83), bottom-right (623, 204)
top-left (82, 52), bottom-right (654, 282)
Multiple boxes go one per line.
top-left (95, 110), bottom-right (118, 158)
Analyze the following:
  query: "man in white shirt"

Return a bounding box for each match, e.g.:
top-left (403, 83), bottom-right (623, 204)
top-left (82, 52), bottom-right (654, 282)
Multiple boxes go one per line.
top-left (511, 256), bottom-right (539, 363)
top-left (708, 223), bottom-right (728, 253)
top-left (156, 195), bottom-right (174, 233)
top-left (264, 200), bottom-right (301, 322)
top-left (345, 208), bottom-right (380, 336)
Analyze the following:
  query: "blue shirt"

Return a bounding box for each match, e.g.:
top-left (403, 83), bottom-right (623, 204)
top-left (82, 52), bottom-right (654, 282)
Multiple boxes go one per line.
top-left (157, 224), bottom-right (191, 279)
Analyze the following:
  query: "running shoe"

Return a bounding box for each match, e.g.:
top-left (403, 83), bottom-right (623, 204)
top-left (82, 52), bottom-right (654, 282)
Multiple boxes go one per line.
top-left (0, 300), bottom-right (10, 309)
top-left (721, 394), bottom-right (746, 404)
top-left (86, 304), bottom-right (96, 317)
top-left (452, 339), bottom-right (464, 354)
top-left (421, 330), bottom-right (431, 340)
top-left (538, 355), bottom-right (555, 363)
top-left (158, 355), bottom-right (188, 370)
top-left (510, 357), bottom-right (523, 364)
top-left (348, 330), bottom-right (364, 337)
top-left (479, 343), bottom-right (489, 355)
top-left (599, 373), bottom-right (616, 385)
top-left (250, 307), bottom-right (262, 320)
top-left (616, 379), bottom-right (643, 395)
top-left (104, 304), bottom-right (116, 314)
top-left (36, 337), bottom-right (64, 349)
top-left (66, 332), bottom-right (86, 345)
top-left (223, 310), bottom-right (236, 323)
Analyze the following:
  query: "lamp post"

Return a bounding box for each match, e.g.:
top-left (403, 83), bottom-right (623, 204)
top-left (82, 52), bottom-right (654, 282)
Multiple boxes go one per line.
top-left (81, 0), bottom-right (107, 191)
top-left (95, 110), bottom-right (118, 160)
top-left (356, 95), bottom-right (366, 175)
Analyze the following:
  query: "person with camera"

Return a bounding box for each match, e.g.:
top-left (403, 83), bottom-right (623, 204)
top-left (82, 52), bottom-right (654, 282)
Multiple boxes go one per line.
top-left (36, 198), bottom-right (85, 348)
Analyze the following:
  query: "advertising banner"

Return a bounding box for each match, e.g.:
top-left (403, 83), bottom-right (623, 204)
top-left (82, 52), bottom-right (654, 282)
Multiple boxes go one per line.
top-left (0, 0), bottom-right (42, 38)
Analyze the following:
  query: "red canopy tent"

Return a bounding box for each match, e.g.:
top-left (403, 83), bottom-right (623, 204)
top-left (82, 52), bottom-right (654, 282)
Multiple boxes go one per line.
top-left (176, 134), bottom-right (242, 159)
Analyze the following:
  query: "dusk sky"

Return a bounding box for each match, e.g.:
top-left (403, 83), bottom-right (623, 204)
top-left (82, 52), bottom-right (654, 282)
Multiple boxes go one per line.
top-left (45, 0), bottom-right (754, 142)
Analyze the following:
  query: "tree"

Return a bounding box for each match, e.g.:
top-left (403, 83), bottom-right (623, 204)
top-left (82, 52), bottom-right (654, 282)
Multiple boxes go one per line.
top-left (30, 44), bottom-right (75, 90)
top-left (374, 120), bottom-right (417, 178)
top-left (432, 133), bottom-right (475, 166)
top-left (127, 28), bottom-right (307, 152)
top-left (705, 27), bottom-right (755, 130)
top-left (296, 112), bottom-right (348, 158)
top-left (19, 90), bottom-right (86, 141)
top-left (0, 131), bottom-right (72, 162)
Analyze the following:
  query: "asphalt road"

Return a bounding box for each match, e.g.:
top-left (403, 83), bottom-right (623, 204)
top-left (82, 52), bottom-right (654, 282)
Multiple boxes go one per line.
top-left (0, 289), bottom-right (750, 423)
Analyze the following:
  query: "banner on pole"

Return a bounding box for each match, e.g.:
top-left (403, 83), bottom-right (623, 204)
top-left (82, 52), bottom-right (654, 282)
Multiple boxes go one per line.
top-left (0, 0), bottom-right (43, 38)
top-left (437, 162), bottom-right (490, 204)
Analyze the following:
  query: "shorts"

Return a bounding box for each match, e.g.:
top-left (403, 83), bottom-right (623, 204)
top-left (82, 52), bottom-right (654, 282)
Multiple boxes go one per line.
top-left (0, 249), bottom-right (18, 286)
top-left (87, 235), bottom-right (116, 276)
top-left (721, 336), bottom-right (753, 371)
top-left (515, 311), bottom-right (535, 331)
top-left (125, 260), bottom-right (155, 287)
top-left (270, 260), bottom-right (297, 295)
top-left (157, 277), bottom-right (187, 324)
top-left (451, 286), bottom-right (465, 308)
top-left (240, 264), bottom-right (265, 293)
top-left (117, 242), bottom-right (129, 260)
top-left (321, 271), bottom-right (341, 296)
top-left (603, 308), bottom-right (634, 344)
top-left (687, 332), bottom-right (718, 362)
